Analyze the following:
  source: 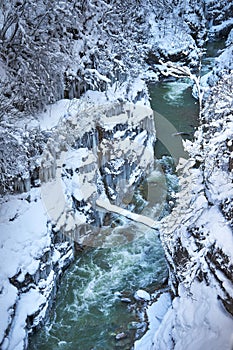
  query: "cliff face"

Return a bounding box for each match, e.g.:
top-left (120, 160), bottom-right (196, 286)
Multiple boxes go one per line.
top-left (0, 1), bottom-right (232, 349)
top-left (134, 1), bottom-right (233, 347)
top-left (0, 88), bottom-right (155, 349)
top-left (162, 65), bottom-right (233, 294)
top-left (139, 34), bottom-right (233, 350)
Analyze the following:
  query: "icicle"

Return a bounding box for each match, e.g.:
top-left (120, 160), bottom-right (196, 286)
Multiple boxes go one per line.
top-left (24, 178), bottom-right (31, 192)
top-left (92, 131), bottom-right (97, 154)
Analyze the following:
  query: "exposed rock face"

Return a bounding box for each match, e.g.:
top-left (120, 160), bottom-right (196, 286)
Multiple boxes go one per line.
top-left (135, 8), bottom-right (233, 348)
top-left (1, 1), bottom-right (232, 349)
top-left (204, 0), bottom-right (233, 38)
top-left (0, 97), bottom-right (155, 350)
top-left (0, 190), bottom-right (74, 350)
top-left (163, 45), bottom-right (233, 299)
top-left (36, 100), bottom-right (155, 236)
top-left (149, 54), bottom-right (233, 349)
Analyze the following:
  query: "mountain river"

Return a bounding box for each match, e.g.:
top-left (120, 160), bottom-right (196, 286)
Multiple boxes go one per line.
top-left (28, 38), bottom-right (224, 350)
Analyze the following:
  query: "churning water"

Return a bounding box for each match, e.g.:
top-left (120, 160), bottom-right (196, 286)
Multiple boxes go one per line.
top-left (29, 45), bottom-right (218, 349)
top-left (28, 82), bottom-right (196, 350)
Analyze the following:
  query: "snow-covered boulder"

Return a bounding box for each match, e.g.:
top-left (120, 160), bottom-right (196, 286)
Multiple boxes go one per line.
top-left (134, 290), bottom-right (151, 302)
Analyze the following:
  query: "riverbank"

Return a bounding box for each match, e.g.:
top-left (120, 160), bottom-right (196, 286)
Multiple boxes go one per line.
top-left (135, 29), bottom-right (233, 350)
top-left (0, 1), bottom-right (232, 349)
top-left (0, 81), bottom-right (158, 350)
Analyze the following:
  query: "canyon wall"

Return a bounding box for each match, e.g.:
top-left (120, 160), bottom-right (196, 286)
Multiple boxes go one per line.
top-left (136, 27), bottom-right (233, 350)
top-left (0, 96), bottom-right (155, 350)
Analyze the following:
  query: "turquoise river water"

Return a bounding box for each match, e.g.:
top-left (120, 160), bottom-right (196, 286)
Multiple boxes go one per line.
top-left (28, 39), bottom-right (224, 350)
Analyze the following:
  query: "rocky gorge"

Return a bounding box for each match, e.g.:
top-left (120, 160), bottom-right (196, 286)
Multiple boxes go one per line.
top-left (0, 91), bottom-right (156, 349)
top-left (0, 0), bottom-right (233, 349)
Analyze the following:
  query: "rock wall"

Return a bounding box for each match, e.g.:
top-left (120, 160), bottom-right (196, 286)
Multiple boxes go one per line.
top-left (1, 2), bottom-right (232, 349)
top-left (147, 38), bottom-right (233, 349)
top-left (161, 33), bottom-right (233, 304)
top-left (0, 97), bottom-right (155, 349)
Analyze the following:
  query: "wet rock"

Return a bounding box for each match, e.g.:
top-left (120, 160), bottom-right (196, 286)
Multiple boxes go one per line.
top-left (115, 332), bottom-right (128, 340)
top-left (120, 297), bottom-right (131, 303)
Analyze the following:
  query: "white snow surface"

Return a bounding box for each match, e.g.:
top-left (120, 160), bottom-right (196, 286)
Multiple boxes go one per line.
top-left (134, 293), bottom-right (172, 350)
top-left (37, 99), bottom-right (72, 130)
top-left (210, 18), bottom-right (233, 37)
top-left (25, 77), bottom-right (150, 134)
top-left (199, 206), bottom-right (233, 261)
top-left (96, 199), bottom-right (160, 230)
top-left (64, 148), bottom-right (98, 205)
top-left (137, 40), bottom-right (233, 350)
top-left (0, 189), bottom-right (51, 348)
top-left (147, 281), bottom-right (233, 350)
top-left (84, 77), bottom-right (150, 108)
top-left (0, 78), bottom-right (155, 349)
top-left (3, 289), bottom-right (47, 350)
top-left (0, 190), bottom-right (49, 281)
top-left (1, 8), bottom-right (232, 347)
top-left (148, 13), bottom-right (197, 57)
top-left (134, 289), bottom-right (151, 302)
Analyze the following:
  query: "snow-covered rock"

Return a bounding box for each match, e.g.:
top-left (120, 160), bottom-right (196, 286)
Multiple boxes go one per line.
top-left (134, 290), bottom-right (151, 302)
top-left (138, 36), bottom-right (233, 349)
top-left (136, 9), bottom-right (233, 347)
top-left (134, 292), bottom-right (171, 350)
top-left (149, 281), bottom-right (233, 350)
top-left (0, 189), bottom-right (74, 350)
top-left (0, 2), bottom-right (232, 349)
top-left (0, 91), bottom-right (156, 349)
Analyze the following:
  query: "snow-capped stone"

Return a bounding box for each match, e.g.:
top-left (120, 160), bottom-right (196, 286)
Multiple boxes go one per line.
top-left (134, 290), bottom-right (151, 302)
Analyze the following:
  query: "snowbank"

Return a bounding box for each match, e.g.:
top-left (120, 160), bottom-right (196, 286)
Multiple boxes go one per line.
top-left (151, 281), bottom-right (233, 350)
top-left (134, 293), bottom-right (171, 350)
top-left (0, 189), bottom-right (72, 349)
